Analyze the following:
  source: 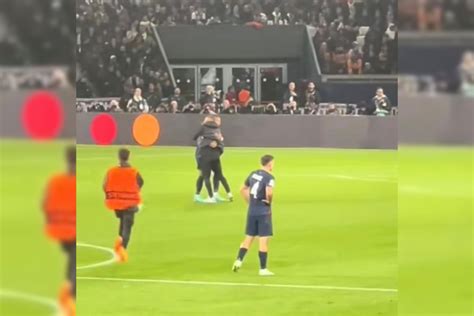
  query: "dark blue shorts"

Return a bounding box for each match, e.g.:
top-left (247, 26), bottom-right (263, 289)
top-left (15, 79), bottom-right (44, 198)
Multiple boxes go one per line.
top-left (245, 214), bottom-right (273, 237)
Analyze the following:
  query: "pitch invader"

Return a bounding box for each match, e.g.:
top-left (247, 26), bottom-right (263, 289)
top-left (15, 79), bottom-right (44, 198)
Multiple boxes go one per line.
top-left (232, 155), bottom-right (275, 276)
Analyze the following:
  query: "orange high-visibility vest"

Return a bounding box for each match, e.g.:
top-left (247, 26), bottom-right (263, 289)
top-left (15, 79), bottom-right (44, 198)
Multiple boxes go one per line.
top-left (104, 166), bottom-right (141, 211)
top-left (44, 173), bottom-right (76, 241)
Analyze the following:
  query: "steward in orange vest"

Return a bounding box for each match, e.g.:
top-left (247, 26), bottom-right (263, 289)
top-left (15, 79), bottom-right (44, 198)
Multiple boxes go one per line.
top-left (103, 148), bottom-right (144, 262)
top-left (42, 146), bottom-right (76, 316)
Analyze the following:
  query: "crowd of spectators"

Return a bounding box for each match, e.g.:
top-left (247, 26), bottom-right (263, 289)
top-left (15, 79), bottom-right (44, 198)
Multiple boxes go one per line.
top-left (77, 80), bottom-right (394, 115)
top-left (76, 0), bottom-right (398, 101)
top-left (399, 0), bottom-right (474, 31)
top-left (0, 67), bottom-right (70, 90)
top-left (311, 0), bottom-right (397, 74)
top-left (0, 0), bottom-right (74, 66)
top-left (76, 0), bottom-right (171, 99)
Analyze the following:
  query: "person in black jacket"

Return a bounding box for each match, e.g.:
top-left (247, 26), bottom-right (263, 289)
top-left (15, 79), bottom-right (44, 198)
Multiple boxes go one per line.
top-left (304, 81), bottom-right (321, 114)
top-left (193, 115), bottom-right (232, 203)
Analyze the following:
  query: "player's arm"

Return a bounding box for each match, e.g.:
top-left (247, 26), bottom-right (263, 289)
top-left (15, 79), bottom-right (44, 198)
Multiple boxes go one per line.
top-left (240, 185), bottom-right (250, 204)
top-left (241, 174), bottom-right (252, 204)
top-left (137, 172), bottom-right (144, 189)
top-left (264, 186), bottom-right (273, 205)
top-left (263, 178), bottom-right (275, 205)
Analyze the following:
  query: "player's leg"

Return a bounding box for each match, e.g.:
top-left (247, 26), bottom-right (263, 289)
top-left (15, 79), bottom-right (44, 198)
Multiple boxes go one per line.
top-left (194, 172), bottom-right (205, 202)
top-left (201, 160), bottom-right (216, 202)
top-left (194, 158), bottom-right (205, 201)
top-left (212, 159), bottom-right (232, 201)
top-left (61, 241), bottom-right (76, 297)
top-left (233, 235), bottom-right (254, 272)
top-left (257, 214), bottom-right (274, 276)
top-left (114, 211), bottom-right (125, 251)
top-left (59, 242), bottom-right (76, 316)
top-left (233, 215), bottom-right (258, 272)
top-left (212, 171), bottom-right (220, 194)
top-left (258, 237), bottom-right (272, 274)
top-left (121, 209), bottom-right (136, 249)
top-left (210, 159), bottom-right (224, 201)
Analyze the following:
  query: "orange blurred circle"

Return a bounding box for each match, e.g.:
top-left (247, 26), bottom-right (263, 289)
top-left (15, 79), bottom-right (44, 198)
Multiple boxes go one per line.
top-left (132, 114), bottom-right (160, 146)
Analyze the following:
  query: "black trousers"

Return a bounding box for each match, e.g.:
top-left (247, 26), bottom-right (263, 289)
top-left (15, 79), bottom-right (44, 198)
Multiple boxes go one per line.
top-left (115, 208), bottom-right (138, 248)
top-left (61, 241), bottom-right (76, 297)
top-left (197, 158), bottom-right (231, 195)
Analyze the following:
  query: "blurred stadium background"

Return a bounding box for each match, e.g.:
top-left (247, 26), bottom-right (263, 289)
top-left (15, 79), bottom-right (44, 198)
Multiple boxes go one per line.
top-left (0, 1), bottom-right (75, 315)
top-left (397, 2), bottom-right (473, 316)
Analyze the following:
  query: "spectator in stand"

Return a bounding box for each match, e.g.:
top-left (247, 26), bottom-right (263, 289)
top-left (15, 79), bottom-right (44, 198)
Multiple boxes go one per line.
top-left (237, 86), bottom-right (253, 113)
top-left (318, 42), bottom-right (331, 74)
top-left (332, 47), bottom-right (348, 74)
top-left (371, 88), bottom-right (392, 116)
top-left (109, 100), bottom-right (122, 112)
top-left (304, 82), bottom-right (320, 113)
top-left (169, 100), bottom-right (180, 113)
top-left (127, 88), bottom-right (149, 113)
top-left (459, 51), bottom-right (474, 97)
top-left (183, 101), bottom-right (198, 113)
top-left (347, 42), bottom-right (363, 74)
top-left (200, 85), bottom-right (218, 107)
top-left (363, 62), bottom-right (376, 74)
top-left (162, 79), bottom-right (174, 98)
top-left (144, 83), bottom-right (162, 111)
top-left (225, 85), bottom-right (237, 104)
top-left (282, 82), bottom-right (298, 109)
top-left (222, 99), bottom-right (238, 114)
top-left (170, 87), bottom-right (187, 110)
top-left (417, 0), bottom-right (443, 31)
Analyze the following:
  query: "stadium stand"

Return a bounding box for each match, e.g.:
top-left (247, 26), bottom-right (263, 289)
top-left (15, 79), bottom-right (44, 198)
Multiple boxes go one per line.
top-left (0, 1), bottom-right (74, 66)
top-left (399, 0), bottom-right (474, 31)
top-left (76, 0), bottom-right (398, 115)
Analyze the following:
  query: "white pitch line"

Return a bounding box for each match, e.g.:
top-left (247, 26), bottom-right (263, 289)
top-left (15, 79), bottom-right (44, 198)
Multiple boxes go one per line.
top-left (0, 289), bottom-right (59, 315)
top-left (77, 242), bottom-right (117, 270)
top-left (77, 276), bottom-right (397, 293)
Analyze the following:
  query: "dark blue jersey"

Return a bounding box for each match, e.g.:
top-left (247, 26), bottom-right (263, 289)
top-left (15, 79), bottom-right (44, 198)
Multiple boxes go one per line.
top-left (244, 170), bottom-right (275, 216)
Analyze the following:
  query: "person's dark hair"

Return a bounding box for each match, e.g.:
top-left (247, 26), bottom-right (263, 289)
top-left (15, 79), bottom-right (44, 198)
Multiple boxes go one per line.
top-left (65, 146), bottom-right (76, 165)
top-left (261, 154), bottom-right (274, 166)
top-left (119, 148), bottom-right (130, 162)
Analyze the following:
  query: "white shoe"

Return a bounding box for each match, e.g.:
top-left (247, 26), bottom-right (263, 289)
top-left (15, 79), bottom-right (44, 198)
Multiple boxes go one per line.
top-left (259, 269), bottom-right (274, 276)
top-left (203, 197), bottom-right (217, 204)
top-left (232, 260), bottom-right (242, 272)
top-left (214, 193), bottom-right (227, 202)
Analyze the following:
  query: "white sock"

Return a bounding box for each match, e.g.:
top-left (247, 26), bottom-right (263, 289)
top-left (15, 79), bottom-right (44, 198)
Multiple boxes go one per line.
top-left (227, 192), bottom-right (233, 197)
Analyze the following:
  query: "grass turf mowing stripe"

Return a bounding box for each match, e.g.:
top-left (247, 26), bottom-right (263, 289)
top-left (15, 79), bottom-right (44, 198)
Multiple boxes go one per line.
top-left (77, 276), bottom-right (397, 293)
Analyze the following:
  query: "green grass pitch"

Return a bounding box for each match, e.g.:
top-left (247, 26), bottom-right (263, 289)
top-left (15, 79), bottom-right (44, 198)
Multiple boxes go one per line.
top-left (76, 145), bottom-right (397, 316)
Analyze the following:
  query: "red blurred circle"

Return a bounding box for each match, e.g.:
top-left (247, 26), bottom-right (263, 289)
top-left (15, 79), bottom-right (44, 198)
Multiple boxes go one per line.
top-left (21, 91), bottom-right (64, 140)
top-left (90, 114), bottom-right (117, 145)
